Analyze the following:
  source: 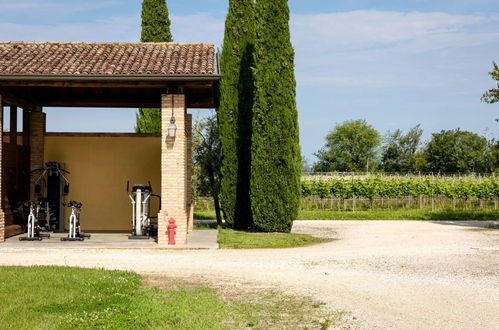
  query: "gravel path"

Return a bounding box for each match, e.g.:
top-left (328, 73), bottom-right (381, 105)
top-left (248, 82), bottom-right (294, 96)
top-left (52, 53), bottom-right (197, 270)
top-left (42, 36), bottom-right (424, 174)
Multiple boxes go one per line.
top-left (1, 220), bottom-right (498, 329)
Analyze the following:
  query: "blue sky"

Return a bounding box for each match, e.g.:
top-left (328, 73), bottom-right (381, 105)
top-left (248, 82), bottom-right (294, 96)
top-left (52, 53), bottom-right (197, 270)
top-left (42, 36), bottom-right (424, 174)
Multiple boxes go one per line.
top-left (0, 0), bottom-right (498, 161)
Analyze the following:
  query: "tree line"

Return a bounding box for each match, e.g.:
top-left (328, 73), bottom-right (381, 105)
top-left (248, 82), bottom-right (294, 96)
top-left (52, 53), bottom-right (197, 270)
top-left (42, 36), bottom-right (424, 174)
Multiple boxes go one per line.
top-left (310, 120), bottom-right (499, 174)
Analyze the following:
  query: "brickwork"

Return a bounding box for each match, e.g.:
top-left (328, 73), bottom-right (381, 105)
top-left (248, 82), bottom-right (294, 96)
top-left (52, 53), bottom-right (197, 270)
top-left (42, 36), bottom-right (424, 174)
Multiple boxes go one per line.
top-left (0, 95), bottom-right (5, 242)
top-left (158, 94), bottom-right (188, 244)
top-left (29, 112), bottom-right (45, 200)
top-left (186, 113), bottom-right (194, 232)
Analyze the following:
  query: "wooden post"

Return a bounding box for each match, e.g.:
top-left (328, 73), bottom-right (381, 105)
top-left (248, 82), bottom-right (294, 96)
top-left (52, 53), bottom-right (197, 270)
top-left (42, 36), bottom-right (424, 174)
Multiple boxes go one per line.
top-left (9, 106), bottom-right (17, 145)
top-left (29, 111), bottom-right (45, 200)
top-left (0, 96), bottom-right (5, 242)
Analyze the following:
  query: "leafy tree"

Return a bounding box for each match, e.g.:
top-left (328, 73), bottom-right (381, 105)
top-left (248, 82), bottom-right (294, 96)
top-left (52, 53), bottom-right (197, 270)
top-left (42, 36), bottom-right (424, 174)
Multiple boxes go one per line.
top-left (250, 0), bottom-right (301, 232)
top-left (135, 108), bottom-right (161, 133)
top-left (424, 129), bottom-right (493, 173)
top-left (136, 0), bottom-right (173, 133)
top-left (481, 61), bottom-right (499, 104)
top-left (381, 124), bottom-right (423, 172)
top-left (218, 0), bottom-right (255, 229)
top-left (314, 119), bottom-right (381, 172)
top-left (193, 113), bottom-right (223, 225)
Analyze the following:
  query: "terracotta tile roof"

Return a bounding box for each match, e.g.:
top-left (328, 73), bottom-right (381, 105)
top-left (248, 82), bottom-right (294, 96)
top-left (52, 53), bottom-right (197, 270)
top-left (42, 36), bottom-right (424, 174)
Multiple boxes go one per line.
top-left (0, 42), bottom-right (216, 76)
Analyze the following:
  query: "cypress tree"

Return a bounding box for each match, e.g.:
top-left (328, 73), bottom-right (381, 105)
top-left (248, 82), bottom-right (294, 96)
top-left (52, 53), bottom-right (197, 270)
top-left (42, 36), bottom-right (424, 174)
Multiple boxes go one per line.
top-left (250, 0), bottom-right (301, 232)
top-left (136, 0), bottom-right (172, 133)
top-left (140, 0), bottom-right (172, 42)
top-left (218, 0), bottom-right (255, 229)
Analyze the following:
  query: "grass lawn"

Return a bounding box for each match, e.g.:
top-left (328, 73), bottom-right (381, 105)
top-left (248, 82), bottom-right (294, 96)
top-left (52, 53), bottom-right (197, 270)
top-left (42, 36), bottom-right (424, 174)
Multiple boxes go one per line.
top-left (217, 228), bottom-right (331, 249)
top-left (195, 209), bottom-right (498, 221)
top-left (0, 266), bottom-right (344, 329)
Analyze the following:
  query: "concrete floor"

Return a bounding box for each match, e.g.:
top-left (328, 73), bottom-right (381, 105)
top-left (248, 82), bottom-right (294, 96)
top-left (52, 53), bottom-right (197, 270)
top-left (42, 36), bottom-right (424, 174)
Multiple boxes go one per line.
top-left (2, 230), bottom-right (219, 249)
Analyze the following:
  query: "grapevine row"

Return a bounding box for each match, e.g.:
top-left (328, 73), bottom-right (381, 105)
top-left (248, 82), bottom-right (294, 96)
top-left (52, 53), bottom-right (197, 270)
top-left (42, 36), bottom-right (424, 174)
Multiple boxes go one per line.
top-left (301, 176), bottom-right (499, 199)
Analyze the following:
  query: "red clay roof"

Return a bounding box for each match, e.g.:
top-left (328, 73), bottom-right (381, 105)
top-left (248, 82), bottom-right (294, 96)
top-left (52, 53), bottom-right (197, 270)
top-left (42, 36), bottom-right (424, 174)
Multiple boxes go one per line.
top-left (0, 42), bottom-right (216, 76)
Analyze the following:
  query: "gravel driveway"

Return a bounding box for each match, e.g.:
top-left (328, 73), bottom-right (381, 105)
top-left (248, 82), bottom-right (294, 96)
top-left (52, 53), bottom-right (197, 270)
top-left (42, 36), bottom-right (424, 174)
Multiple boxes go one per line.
top-left (1, 220), bottom-right (498, 329)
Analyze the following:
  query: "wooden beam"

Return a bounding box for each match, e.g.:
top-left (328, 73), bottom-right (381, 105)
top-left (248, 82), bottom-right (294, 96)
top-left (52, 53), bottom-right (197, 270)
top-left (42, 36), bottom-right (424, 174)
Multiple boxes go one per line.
top-left (0, 90), bottom-right (41, 110)
top-left (22, 109), bottom-right (29, 147)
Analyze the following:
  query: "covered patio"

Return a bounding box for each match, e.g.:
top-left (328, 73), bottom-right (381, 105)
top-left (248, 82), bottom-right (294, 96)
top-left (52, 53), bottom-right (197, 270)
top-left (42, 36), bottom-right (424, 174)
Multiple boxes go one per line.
top-left (0, 41), bottom-right (220, 244)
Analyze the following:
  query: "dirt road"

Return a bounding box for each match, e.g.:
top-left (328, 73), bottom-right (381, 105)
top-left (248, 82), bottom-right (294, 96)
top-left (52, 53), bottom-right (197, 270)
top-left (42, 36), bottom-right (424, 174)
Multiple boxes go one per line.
top-left (1, 220), bottom-right (498, 329)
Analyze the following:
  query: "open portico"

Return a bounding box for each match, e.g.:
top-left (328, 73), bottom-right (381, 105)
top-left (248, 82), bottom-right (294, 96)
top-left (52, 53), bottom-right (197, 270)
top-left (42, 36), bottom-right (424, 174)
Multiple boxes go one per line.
top-left (0, 41), bottom-right (220, 244)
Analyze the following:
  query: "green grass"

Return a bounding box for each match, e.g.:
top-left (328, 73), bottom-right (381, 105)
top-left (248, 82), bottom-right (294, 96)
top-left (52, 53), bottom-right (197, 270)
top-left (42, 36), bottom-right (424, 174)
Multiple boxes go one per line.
top-left (217, 228), bottom-right (331, 249)
top-left (194, 211), bottom-right (217, 220)
top-left (195, 209), bottom-right (498, 221)
top-left (0, 266), bottom-right (345, 329)
top-left (297, 209), bottom-right (499, 220)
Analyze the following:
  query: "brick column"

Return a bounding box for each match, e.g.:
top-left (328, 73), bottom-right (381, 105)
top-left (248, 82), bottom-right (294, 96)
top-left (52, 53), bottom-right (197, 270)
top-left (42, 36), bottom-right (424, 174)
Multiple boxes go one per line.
top-left (0, 95), bottom-right (5, 242)
top-left (186, 113), bottom-right (194, 232)
top-left (158, 94), bottom-right (188, 244)
top-left (29, 111), bottom-right (45, 200)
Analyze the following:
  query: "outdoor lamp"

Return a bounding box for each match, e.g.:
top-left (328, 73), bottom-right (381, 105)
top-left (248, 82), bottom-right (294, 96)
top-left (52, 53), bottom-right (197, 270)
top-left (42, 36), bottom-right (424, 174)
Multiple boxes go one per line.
top-left (168, 117), bottom-right (177, 137)
top-left (168, 96), bottom-right (177, 137)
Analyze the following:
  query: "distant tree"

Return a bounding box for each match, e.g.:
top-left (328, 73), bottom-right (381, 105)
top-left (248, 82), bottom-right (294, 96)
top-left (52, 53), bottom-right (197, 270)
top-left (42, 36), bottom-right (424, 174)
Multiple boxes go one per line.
top-left (424, 129), bottom-right (493, 173)
top-left (381, 124), bottom-right (423, 172)
top-left (136, 0), bottom-right (173, 133)
top-left (481, 61), bottom-right (499, 104)
top-left (218, 0), bottom-right (255, 229)
top-left (314, 119), bottom-right (381, 172)
top-left (301, 155), bottom-right (312, 172)
top-left (250, 0), bottom-right (301, 233)
top-left (193, 113), bottom-right (223, 225)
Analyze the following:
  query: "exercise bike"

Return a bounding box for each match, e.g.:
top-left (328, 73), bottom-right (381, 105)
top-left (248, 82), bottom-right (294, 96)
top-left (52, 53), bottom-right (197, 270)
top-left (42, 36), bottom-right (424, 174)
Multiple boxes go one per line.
top-left (19, 201), bottom-right (50, 241)
top-left (60, 201), bottom-right (90, 241)
top-left (127, 181), bottom-right (160, 239)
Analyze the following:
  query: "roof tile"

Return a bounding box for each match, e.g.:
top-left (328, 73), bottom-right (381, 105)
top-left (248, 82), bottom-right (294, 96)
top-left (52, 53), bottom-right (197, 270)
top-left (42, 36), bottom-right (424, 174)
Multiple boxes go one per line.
top-left (0, 42), bottom-right (216, 76)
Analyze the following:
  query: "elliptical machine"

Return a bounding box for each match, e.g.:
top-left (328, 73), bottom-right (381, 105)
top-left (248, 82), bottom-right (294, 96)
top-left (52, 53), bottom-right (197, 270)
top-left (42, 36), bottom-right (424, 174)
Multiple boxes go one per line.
top-left (19, 201), bottom-right (50, 241)
top-left (61, 201), bottom-right (90, 241)
top-left (127, 181), bottom-right (160, 239)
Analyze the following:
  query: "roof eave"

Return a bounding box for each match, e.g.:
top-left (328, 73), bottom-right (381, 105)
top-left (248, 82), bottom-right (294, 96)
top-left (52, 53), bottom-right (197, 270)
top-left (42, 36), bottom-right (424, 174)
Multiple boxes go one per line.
top-left (0, 74), bottom-right (221, 82)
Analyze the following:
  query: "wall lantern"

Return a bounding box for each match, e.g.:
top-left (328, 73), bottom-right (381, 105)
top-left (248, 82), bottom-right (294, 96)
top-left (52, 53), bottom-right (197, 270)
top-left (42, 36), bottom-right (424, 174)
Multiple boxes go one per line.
top-left (168, 96), bottom-right (177, 137)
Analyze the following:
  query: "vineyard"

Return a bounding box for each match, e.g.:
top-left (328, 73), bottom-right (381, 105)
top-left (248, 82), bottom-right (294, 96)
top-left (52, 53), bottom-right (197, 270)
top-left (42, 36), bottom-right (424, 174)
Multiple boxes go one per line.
top-left (196, 173), bottom-right (499, 213)
top-left (300, 173), bottom-right (499, 211)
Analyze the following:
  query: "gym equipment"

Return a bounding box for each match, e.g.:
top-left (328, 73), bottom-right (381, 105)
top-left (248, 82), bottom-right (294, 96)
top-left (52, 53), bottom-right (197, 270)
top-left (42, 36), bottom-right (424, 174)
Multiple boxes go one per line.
top-left (127, 181), bottom-right (160, 239)
top-left (32, 162), bottom-right (70, 232)
top-left (19, 201), bottom-right (50, 241)
top-left (61, 201), bottom-right (90, 241)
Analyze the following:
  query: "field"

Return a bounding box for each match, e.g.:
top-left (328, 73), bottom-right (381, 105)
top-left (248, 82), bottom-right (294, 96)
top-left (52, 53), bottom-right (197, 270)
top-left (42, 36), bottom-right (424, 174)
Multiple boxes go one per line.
top-left (195, 174), bottom-right (499, 220)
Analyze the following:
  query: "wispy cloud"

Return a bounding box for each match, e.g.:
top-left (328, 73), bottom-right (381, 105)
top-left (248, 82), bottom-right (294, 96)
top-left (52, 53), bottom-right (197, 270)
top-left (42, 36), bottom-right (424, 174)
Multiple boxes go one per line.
top-left (291, 10), bottom-right (499, 88)
top-left (0, 0), bottom-right (119, 12)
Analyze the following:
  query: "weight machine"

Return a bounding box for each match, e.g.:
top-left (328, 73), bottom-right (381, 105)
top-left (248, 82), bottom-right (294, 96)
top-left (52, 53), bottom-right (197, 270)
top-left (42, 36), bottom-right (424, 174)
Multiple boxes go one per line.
top-left (31, 162), bottom-right (69, 232)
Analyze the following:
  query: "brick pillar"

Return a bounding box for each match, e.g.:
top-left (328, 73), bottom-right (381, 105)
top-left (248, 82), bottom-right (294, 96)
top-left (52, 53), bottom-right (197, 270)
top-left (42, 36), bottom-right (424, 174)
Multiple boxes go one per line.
top-left (0, 95), bottom-right (5, 242)
top-left (29, 111), bottom-right (45, 200)
top-left (158, 94), bottom-right (188, 244)
top-left (186, 113), bottom-right (194, 232)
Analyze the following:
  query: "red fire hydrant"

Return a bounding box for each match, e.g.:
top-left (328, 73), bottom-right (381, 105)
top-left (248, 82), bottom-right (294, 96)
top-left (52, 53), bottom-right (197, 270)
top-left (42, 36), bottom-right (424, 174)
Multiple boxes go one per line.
top-left (167, 218), bottom-right (176, 245)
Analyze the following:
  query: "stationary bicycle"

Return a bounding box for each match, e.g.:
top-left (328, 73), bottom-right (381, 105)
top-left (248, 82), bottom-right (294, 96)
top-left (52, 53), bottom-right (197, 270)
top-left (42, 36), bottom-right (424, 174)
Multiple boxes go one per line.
top-left (19, 201), bottom-right (50, 241)
top-left (61, 201), bottom-right (90, 241)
